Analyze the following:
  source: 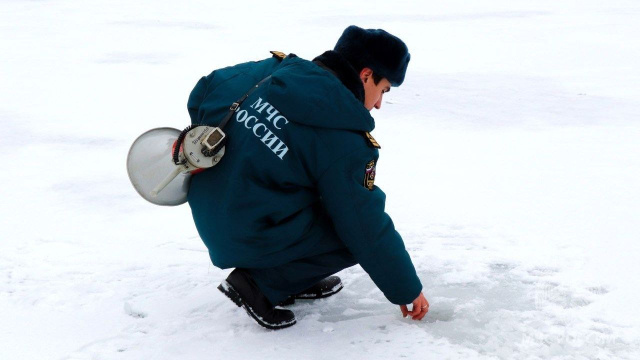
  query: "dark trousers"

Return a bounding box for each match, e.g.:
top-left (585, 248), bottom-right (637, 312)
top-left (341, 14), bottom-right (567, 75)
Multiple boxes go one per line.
top-left (247, 247), bottom-right (357, 305)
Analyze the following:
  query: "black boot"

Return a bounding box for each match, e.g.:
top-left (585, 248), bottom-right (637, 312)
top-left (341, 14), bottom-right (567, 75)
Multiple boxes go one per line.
top-left (278, 276), bottom-right (343, 306)
top-left (218, 269), bottom-right (296, 330)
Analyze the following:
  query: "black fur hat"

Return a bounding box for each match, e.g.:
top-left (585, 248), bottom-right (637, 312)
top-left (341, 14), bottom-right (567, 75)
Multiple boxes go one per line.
top-left (333, 25), bottom-right (410, 86)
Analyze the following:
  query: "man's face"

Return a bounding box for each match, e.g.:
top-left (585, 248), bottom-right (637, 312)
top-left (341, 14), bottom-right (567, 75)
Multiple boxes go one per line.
top-left (361, 69), bottom-right (391, 111)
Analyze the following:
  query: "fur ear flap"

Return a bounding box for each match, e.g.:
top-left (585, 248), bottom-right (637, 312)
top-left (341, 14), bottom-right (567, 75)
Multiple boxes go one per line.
top-left (334, 25), bottom-right (410, 86)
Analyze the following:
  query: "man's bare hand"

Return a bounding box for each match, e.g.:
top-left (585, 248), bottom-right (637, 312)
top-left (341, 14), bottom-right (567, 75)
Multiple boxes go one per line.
top-left (400, 292), bottom-right (429, 320)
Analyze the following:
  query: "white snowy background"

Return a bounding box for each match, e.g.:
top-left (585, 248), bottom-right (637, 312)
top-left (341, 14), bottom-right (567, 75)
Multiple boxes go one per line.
top-left (1, 0), bottom-right (639, 359)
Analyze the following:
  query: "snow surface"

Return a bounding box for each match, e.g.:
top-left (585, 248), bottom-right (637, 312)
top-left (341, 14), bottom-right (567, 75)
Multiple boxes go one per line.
top-left (1, 0), bottom-right (640, 359)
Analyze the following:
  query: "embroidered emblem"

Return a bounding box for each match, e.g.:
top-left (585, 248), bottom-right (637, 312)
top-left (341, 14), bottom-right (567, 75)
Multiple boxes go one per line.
top-left (364, 132), bottom-right (381, 149)
top-left (270, 51), bottom-right (286, 60)
top-left (364, 160), bottom-right (376, 190)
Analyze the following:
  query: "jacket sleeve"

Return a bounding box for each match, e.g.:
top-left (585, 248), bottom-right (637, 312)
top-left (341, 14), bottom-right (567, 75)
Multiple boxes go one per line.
top-left (316, 146), bottom-right (422, 305)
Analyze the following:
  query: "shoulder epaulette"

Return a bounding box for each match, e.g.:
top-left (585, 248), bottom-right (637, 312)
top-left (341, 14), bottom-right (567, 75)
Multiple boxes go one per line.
top-left (364, 132), bottom-right (381, 149)
top-left (270, 51), bottom-right (286, 60)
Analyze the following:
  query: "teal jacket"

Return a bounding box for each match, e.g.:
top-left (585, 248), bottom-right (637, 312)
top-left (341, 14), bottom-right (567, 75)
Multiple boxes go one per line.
top-left (187, 53), bottom-right (422, 305)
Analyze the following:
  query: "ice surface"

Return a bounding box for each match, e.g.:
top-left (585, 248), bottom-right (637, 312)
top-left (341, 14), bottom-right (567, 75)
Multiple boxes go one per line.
top-left (1, 0), bottom-right (639, 359)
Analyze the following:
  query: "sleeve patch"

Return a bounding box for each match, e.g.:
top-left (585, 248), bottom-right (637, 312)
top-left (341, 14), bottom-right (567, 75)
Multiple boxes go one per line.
top-left (364, 160), bottom-right (376, 190)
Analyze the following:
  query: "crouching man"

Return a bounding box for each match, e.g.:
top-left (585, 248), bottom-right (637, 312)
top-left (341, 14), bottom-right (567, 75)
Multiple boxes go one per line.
top-left (187, 25), bottom-right (428, 329)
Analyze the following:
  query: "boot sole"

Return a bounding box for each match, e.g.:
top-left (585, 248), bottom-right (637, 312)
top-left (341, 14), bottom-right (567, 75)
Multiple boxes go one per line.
top-left (280, 281), bottom-right (344, 306)
top-left (217, 281), bottom-right (296, 330)
top-left (295, 281), bottom-right (344, 299)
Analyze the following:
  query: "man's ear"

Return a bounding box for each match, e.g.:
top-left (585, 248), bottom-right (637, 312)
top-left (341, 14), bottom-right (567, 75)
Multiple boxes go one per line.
top-left (359, 68), bottom-right (373, 83)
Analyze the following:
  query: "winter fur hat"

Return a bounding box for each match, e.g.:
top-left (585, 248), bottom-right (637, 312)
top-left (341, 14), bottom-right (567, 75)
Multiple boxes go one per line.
top-left (334, 25), bottom-right (410, 86)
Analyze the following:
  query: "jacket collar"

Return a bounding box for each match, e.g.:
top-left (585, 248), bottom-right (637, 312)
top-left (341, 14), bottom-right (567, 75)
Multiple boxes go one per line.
top-left (266, 56), bottom-right (374, 132)
top-left (313, 50), bottom-right (365, 103)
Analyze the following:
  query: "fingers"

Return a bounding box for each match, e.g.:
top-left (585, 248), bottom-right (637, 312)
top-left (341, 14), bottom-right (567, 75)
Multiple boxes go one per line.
top-left (401, 293), bottom-right (430, 321)
top-left (409, 302), bottom-right (421, 317)
top-left (411, 303), bottom-right (425, 319)
top-left (412, 305), bottom-right (427, 320)
top-left (414, 301), bottom-right (429, 320)
top-left (411, 295), bottom-right (429, 320)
